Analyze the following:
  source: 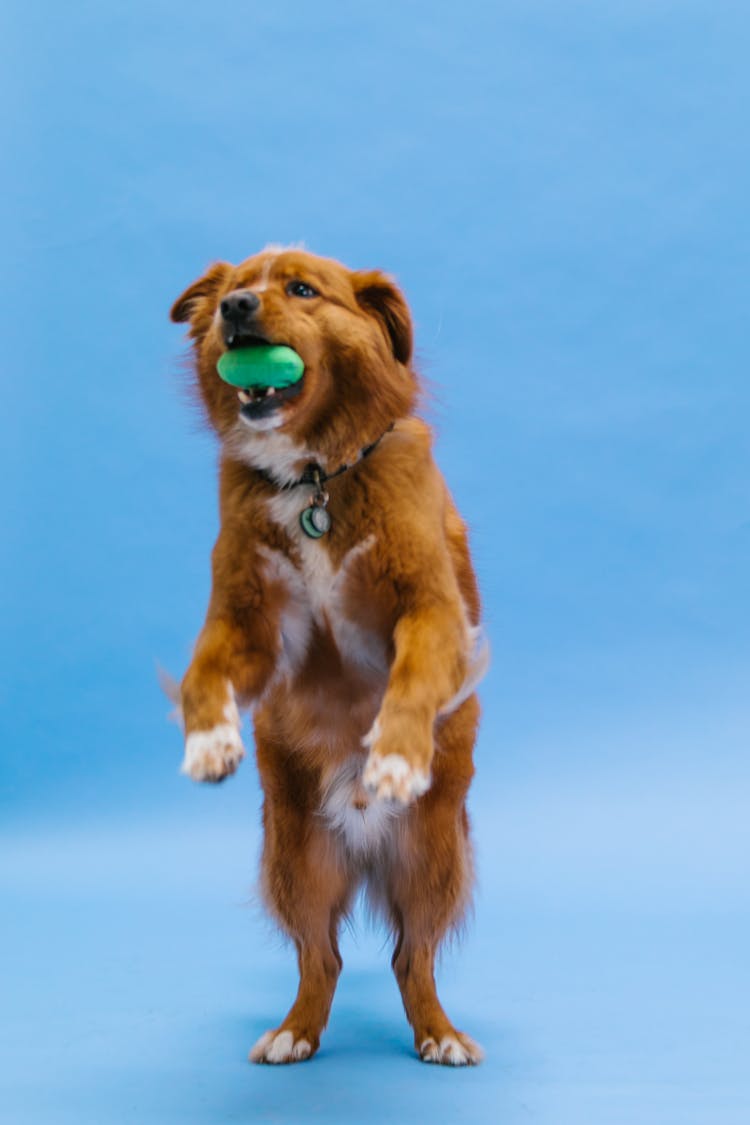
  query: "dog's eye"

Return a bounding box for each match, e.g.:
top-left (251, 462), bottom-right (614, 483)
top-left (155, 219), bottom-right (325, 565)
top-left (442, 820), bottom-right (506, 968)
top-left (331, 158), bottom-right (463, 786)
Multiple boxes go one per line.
top-left (286, 280), bottom-right (319, 299)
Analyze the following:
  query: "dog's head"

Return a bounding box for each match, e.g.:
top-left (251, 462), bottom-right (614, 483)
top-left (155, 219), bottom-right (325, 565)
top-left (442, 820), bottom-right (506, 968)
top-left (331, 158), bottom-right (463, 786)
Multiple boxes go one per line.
top-left (170, 247), bottom-right (418, 474)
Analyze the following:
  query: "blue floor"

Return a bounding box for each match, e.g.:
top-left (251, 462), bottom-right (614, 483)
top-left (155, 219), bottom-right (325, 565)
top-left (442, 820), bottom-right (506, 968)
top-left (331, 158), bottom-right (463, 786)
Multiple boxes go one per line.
top-left (3, 708), bottom-right (749, 1125)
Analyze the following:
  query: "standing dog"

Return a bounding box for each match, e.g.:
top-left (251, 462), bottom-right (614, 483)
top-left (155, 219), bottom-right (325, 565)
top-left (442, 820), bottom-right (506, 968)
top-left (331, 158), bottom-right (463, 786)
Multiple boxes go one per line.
top-left (170, 247), bottom-right (487, 1065)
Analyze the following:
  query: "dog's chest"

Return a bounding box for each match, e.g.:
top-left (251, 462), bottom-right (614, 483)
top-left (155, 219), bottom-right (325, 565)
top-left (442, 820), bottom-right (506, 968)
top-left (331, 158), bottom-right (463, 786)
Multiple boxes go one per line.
top-left (260, 493), bottom-right (387, 677)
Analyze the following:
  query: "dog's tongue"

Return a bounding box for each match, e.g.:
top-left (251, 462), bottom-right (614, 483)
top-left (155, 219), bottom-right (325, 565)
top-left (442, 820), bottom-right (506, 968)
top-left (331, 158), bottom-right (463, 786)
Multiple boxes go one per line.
top-left (217, 345), bottom-right (304, 389)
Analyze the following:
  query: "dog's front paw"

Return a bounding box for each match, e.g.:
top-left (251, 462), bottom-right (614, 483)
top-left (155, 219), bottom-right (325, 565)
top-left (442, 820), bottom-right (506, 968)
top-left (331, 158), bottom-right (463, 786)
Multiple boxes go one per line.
top-left (362, 716), bottom-right (432, 804)
top-left (180, 723), bottom-right (245, 783)
top-left (362, 751), bottom-right (430, 805)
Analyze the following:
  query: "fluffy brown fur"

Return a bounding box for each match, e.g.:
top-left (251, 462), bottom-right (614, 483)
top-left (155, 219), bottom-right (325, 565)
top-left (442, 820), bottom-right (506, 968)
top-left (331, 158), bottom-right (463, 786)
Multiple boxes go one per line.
top-left (170, 247), bottom-right (487, 1066)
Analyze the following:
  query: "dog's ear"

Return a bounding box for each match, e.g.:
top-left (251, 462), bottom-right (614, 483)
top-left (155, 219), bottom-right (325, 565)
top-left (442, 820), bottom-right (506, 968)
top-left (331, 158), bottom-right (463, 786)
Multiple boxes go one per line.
top-left (170, 261), bottom-right (233, 324)
top-left (352, 271), bottom-right (413, 365)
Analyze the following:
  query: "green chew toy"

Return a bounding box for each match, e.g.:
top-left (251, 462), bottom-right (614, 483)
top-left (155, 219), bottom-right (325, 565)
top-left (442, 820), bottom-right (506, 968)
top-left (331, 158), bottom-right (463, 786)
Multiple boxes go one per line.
top-left (216, 345), bottom-right (305, 389)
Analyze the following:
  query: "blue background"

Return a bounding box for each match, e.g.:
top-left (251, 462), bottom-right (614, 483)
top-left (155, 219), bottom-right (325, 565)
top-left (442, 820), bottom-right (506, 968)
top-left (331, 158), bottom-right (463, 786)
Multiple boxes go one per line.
top-left (2, 1), bottom-right (749, 1121)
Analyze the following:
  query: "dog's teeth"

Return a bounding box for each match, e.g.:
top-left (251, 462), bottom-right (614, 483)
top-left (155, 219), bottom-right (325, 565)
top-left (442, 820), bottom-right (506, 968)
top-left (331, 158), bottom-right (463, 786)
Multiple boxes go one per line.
top-left (237, 390), bottom-right (251, 404)
top-left (266, 387), bottom-right (276, 397)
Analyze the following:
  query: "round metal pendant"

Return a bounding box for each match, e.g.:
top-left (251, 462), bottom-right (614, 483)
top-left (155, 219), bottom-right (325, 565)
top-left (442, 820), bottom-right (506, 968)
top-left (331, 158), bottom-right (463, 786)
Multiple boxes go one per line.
top-left (300, 505), bottom-right (331, 538)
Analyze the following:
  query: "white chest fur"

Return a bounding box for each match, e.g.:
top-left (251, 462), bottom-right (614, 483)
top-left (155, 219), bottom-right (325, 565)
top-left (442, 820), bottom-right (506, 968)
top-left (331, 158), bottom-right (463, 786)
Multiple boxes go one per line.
top-left (259, 495), bottom-right (386, 678)
top-left (260, 491), bottom-right (397, 855)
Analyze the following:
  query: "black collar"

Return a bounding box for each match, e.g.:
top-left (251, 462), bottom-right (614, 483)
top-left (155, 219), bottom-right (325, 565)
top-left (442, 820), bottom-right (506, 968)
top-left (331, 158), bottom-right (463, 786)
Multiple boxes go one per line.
top-left (255, 423), bottom-right (394, 492)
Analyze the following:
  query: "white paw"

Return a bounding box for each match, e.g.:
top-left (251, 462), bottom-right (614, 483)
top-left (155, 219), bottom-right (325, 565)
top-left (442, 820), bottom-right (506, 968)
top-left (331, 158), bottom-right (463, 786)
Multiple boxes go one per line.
top-left (362, 752), bottom-right (430, 805)
top-left (249, 1029), bottom-right (313, 1064)
top-left (180, 723), bottom-right (245, 783)
top-left (420, 1033), bottom-right (484, 1066)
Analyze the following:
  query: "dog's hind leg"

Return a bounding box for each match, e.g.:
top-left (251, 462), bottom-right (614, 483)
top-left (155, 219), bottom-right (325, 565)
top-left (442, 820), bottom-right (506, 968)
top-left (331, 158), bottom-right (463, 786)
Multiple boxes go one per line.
top-left (249, 736), bottom-right (353, 1064)
top-left (385, 699), bottom-right (484, 1066)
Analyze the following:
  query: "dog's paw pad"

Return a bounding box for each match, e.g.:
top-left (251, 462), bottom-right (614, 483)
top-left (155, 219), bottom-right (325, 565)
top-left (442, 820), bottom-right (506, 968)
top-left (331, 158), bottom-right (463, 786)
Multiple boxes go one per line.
top-left (362, 752), bottom-right (430, 804)
top-left (180, 724), bottom-right (245, 783)
top-left (420, 1033), bottom-right (484, 1066)
top-left (249, 1029), bottom-right (312, 1064)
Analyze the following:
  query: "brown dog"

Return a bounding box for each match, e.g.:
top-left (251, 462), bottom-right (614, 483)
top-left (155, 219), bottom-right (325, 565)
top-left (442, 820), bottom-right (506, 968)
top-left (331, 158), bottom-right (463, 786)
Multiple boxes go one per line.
top-left (170, 246), bottom-right (487, 1065)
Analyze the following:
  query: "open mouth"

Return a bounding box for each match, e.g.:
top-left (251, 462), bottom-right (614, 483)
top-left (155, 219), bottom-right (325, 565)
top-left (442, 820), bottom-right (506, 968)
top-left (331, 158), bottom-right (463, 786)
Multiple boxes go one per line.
top-left (228, 334), bottom-right (304, 421)
top-left (237, 379), bottom-right (304, 420)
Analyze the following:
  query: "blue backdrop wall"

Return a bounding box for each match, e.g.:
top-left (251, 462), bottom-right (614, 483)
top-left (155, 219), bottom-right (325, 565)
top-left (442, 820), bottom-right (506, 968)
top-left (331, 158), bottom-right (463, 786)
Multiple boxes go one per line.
top-left (2, 3), bottom-right (748, 1123)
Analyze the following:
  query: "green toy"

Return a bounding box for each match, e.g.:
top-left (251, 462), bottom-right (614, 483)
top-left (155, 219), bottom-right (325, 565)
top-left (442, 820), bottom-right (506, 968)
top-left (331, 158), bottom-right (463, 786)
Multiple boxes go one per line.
top-left (216, 345), bottom-right (305, 389)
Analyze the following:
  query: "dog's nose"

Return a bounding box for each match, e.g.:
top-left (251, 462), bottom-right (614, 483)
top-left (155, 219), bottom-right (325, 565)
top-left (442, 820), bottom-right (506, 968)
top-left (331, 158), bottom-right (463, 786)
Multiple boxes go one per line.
top-left (220, 290), bottom-right (261, 326)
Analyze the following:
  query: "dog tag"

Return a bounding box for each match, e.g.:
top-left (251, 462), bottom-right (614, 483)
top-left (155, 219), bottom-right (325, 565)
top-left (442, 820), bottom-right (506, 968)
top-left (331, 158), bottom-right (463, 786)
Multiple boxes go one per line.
top-left (300, 505), bottom-right (331, 538)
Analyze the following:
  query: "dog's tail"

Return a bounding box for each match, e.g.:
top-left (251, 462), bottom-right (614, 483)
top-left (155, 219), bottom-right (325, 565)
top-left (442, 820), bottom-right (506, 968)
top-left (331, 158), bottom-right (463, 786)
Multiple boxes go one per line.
top-left (439, 626), bottom-right (490, 717)
top-left (156, 664), bottom-right (183, 727)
